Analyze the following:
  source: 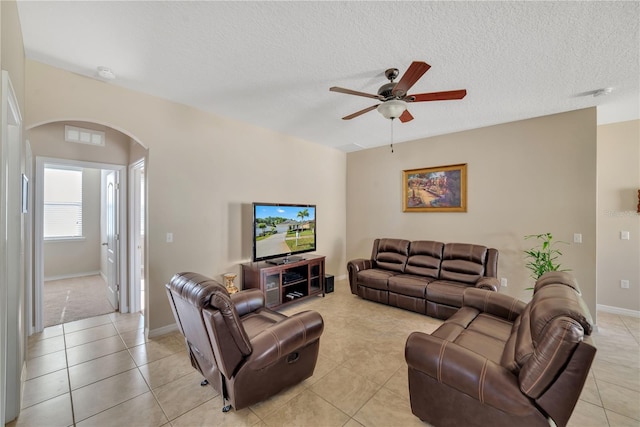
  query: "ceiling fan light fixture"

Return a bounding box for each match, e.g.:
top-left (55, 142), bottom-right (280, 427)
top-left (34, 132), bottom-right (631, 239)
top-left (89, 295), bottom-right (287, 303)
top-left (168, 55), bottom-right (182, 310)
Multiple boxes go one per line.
top-left (377, 99), bottom-right (407, 120)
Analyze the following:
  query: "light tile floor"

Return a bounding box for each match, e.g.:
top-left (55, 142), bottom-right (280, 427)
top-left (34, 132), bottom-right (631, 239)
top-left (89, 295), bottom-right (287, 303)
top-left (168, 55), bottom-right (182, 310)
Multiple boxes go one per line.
top-left (7, 280), bottom-right (640, 427)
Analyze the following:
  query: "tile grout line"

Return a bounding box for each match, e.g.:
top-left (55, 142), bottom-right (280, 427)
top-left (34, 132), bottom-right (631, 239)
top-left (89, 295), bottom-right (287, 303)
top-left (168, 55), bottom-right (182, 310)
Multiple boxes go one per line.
top-left (62, 323), bottom-right (77, 427)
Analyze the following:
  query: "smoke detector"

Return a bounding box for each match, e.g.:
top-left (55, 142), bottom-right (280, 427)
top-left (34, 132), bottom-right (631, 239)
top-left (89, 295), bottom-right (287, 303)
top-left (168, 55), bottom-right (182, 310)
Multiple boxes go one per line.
top-left (97, 66), bottom-right (116, 80)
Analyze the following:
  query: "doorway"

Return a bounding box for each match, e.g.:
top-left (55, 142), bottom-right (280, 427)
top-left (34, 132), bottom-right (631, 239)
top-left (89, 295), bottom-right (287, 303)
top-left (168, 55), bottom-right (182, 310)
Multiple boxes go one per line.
top-left (34, 158), bottom-right (128, 332)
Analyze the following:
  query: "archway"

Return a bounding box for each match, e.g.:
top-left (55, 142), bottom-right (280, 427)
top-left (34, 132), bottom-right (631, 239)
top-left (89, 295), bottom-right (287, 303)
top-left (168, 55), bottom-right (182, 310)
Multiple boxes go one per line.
top-left (27, 120), bottom-right (148, 332)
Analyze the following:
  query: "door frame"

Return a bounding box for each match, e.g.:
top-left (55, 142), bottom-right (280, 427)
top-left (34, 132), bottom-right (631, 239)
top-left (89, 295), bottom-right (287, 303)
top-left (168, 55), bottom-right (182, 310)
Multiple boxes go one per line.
top-left (1, 70), bottom-right (24, 424)
top-left (33, 157), bottom-right (128, 333)
top-left (128, 158), bottom-right (145, 314)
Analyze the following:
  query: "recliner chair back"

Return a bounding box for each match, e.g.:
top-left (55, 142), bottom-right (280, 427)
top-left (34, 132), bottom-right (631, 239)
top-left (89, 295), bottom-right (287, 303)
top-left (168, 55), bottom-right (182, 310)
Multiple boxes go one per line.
top-left (165, 272), bottom-right (224, 394)
top-left (500, 272), bottom-right (596, 426)
top-left (439, 243), bottom-right (498, 284)
top-left (372, 238), bottom-right (410, 272)
top-left (204, 288), bottom-right (253, 378)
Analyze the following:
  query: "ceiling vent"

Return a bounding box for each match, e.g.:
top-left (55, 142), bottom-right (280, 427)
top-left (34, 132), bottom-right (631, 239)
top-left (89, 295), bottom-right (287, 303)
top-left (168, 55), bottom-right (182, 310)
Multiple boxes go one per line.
top-left (65, 125), bottom-right (105, 147)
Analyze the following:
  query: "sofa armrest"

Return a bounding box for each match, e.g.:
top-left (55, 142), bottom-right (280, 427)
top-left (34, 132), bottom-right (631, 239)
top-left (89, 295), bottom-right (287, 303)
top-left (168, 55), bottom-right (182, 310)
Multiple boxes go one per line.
top-left (405, 331), bottom-right (534, 415)
top-left (248, 311), bottom-right (324, 370)
top-left (475, 276), bottom-right (499, 292)
top-left (347, 258), bottom-right (373, 294)
top-left (231, 289), bottom-right (265, 317)
top-left (463, 288), bottom-right (525, 321)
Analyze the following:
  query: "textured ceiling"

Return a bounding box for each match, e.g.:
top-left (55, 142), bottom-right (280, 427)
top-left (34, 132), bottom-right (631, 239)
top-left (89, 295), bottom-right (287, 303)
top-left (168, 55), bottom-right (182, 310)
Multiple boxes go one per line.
top-left (16, 1), bottom-right (640, 152)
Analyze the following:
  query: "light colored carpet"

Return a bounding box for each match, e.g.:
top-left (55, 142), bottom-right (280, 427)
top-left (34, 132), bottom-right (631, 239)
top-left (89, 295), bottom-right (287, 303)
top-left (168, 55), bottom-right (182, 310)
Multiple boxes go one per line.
top-left (44, 275), bottom-right (116, 327)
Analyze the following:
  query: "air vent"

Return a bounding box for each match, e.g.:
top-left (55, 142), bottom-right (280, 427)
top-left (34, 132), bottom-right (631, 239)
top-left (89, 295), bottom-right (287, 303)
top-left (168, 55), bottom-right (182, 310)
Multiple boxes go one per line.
top-left (65, 125), bottom-right (105, 147)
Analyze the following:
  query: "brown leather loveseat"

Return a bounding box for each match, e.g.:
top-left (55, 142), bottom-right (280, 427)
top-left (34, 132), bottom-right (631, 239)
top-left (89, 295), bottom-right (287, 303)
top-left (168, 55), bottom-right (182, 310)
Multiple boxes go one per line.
top-left (405, 271), bottom-right (596, 427)
top-left (166, 272), bottom-right (324, 411)
top-left (347, 238), bottom-right (499, 319)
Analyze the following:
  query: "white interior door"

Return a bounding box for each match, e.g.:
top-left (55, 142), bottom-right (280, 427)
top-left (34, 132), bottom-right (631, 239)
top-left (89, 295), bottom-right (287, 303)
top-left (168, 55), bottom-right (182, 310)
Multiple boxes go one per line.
top-left (129, 160), bottom-right (145, 314)
top-left (105, 170), bottom-right (119, 310)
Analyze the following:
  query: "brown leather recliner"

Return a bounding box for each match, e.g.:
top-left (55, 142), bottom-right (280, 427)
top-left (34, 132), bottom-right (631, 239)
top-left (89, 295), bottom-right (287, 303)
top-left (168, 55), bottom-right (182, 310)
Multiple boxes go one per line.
top-left (405, 271), bottom-right (596, 427)
top-left (166, 272), bottom-right (324, 411)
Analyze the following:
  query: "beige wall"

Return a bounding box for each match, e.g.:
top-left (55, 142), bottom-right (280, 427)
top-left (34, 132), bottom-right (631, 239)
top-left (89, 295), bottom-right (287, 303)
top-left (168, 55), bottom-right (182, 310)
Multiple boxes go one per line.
top-left (1, 0), bottom-right (24, 110)
top-left (28, 121), bottom-right (131, 164)
top-left (25, 60), bottom-right (347, 332)
top-left (42, 168), bottom-right (101, 279)
top-left (597, 119), bottom-right (640, 312)
top-left (346, 108), bottom-right (598, 319)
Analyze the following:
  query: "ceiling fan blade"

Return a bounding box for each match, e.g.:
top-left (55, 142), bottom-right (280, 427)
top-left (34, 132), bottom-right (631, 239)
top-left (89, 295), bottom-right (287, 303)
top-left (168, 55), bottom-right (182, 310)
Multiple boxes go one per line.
top-left (392, 61), bottom-right (431, 97)
top-left (330, 86), bottom-right (380, 99)
top-left (342, 104), bottom-right (379, 120)
top-left (399, 110), bottom-right (414, 123)
top-left (409, 89), bottom-right (467, 102)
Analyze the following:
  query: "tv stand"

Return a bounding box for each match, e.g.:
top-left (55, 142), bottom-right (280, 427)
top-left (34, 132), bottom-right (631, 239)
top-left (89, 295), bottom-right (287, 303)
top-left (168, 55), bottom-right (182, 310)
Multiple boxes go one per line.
top-left (266, 255), bottom-right (303, 265)
top-left (241, 255), bottom-right (325, 309)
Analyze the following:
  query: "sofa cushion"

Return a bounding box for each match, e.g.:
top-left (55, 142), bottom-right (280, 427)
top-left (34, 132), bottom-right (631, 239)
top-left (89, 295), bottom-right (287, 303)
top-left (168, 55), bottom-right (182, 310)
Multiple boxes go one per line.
top-left (373, 238), bottom-right (410, 272)
top-left (404, 240), bottom-right (444, 279)
top-left (431, 306), bottom-right (479, 341)
top-left (426, 280), bottom-right (469, 307)
top-left (440, 243), bottom-right (488, 284)
top-left (357, 268), bottom-right (398, 290)
top-left (388, 274), bottom-right (432, 297)
top-left (431, 308), bottom-right (513, 364)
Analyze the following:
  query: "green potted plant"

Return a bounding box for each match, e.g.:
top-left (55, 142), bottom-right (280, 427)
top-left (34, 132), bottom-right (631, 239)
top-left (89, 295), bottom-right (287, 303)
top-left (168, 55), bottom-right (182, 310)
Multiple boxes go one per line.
top-left (524, 233), bottom-right (569, 282)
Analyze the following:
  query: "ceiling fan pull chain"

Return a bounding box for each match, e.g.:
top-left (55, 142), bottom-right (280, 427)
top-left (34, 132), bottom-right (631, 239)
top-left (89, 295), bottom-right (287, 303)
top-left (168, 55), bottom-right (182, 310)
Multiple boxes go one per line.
top-left (390, 118), bottom-right (394, 153)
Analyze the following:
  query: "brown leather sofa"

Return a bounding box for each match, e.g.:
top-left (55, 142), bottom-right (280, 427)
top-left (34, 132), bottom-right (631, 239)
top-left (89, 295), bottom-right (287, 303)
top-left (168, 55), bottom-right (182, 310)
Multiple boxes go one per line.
top-left (166, 272), bottom-right (324, 411)
top-left (405, 271), bottom-right (596, 427)
top-left (347, 238), bottom-right (499, 319)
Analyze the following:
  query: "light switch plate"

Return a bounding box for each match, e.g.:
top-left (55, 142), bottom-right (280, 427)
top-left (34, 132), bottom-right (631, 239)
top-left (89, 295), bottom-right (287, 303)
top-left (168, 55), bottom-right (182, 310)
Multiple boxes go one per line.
top-left (621, 231), bottom-right (630, 240)
top-left (573, 233), bottom-right (582, 244)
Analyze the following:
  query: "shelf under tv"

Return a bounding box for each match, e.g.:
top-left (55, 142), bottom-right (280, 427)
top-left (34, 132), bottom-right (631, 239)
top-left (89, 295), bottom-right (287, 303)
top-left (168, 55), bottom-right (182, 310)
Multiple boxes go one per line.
top-left (241, 255), bottom-right (325, 309)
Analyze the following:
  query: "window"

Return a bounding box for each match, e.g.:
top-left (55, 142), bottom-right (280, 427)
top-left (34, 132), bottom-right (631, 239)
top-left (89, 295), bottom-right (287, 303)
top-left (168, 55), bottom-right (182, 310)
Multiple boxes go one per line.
top-left (44, 166), bottom-right (83, 239)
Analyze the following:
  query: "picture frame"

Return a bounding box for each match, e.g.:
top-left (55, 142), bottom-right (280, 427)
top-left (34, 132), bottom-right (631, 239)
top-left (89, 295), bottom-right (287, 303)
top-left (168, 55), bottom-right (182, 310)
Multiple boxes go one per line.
top-left (403, 163), bottom-right (467, 212)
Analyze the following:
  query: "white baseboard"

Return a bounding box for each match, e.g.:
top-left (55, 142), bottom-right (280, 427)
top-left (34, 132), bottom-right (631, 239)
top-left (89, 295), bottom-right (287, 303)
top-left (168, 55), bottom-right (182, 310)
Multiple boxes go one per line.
top-left (597, 304), bottom-right (640, 318)
top-left (44, 271), bottom-right (101, 281)
top-left (147, 322), bottom-right (179, 338)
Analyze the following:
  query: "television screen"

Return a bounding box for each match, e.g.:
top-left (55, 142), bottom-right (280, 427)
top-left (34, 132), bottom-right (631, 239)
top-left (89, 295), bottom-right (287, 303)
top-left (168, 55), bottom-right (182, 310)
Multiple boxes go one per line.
top-left (252, 203), bottom-right (316, 263)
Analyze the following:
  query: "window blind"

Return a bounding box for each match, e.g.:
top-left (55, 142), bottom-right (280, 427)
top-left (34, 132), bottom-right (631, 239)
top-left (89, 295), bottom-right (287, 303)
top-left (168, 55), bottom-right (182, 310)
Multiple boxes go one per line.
top-left (44, 167), bottom-right (83, 239)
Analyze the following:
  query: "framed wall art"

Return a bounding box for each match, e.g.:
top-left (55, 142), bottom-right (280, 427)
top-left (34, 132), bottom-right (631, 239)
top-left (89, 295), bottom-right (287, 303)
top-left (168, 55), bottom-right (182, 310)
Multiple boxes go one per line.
top-left (403, 163), bottom-right (467, 212)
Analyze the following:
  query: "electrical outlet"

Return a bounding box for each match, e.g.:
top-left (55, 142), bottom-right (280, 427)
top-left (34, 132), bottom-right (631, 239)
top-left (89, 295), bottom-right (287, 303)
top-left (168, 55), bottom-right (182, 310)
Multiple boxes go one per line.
top-left (621, 279), bottom-right (629, 289)
top-left (621, 231), bottom-right (630, 240)
top-left (573, 233), bottom-right (582, 244)
top-left (500, 278), bottom-right (508, 287)
top-left (166, 232), bottom-right (173, 243)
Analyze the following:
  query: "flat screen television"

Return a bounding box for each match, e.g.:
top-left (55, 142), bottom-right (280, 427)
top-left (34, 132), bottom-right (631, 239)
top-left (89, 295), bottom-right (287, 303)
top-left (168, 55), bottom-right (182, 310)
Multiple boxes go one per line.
top-left (252, 202), bottom-right (316, 264)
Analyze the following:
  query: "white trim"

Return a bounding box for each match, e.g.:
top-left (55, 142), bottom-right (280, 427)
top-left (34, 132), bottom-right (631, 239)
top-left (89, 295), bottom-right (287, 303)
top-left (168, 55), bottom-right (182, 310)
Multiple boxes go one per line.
top-left (1, 70), bottom-right (23, 423)
top-left (597, 304), bottom-right (640, 318)
top-left (34, 157), bottom-right (128, 332)
top-left (147, 323), bottom-right (179, 339)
